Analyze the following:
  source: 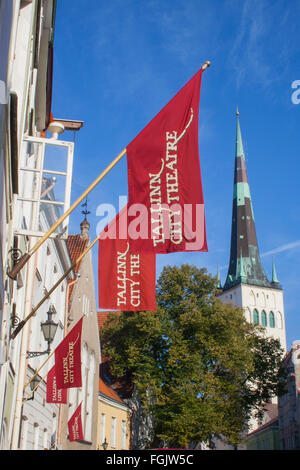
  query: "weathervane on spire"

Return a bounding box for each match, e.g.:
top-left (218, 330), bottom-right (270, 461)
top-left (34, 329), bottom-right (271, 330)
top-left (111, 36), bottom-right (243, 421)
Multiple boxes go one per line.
top-left (81, 197), bottom-right (91, 219)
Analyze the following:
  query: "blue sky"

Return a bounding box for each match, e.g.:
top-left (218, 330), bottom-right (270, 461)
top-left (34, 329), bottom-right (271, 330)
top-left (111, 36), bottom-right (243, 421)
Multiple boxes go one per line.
top-left (51, 0), bottom-right (300, 349)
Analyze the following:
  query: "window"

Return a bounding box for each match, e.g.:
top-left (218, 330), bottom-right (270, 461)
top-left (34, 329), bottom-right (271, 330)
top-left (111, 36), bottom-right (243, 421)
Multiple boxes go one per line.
top-left (68, 388), bottom-right (77, 420)
top-left (85, 352), bottom-right (95, 441)
top-left (43, 429), bottom-right (48, 449)
top-left (121, 421), bottom-right (127, 449)
top-left (253, 309), bottom-right (259, 325)
top-left (269, 311), bottom-right (275, 328)
top-left (261, 310), bottom-right (267, 327)
top-left (33, 423), bottom-right (40, 450)
top-left (16, 136), bottom-right (74, 239)
top-left (77, 343), bottom-right (88, 428)
top-left (111, 417), bottom-right (117, 448)
top-left (249, 290), bottom-right (256, 306)
top-left (277, 311), bottom-right (283, 329)
top-left (244, 307), bottom-right (251, 323)
top-left (260, 292), bottom-right (266, 307)
top-left (100, 413), bottom-right (106, 445)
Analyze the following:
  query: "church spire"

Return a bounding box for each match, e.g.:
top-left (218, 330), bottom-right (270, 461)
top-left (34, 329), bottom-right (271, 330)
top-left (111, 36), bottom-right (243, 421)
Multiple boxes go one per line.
top-left (223, 110), bottom-right (271, 290)
top-left (271, 257), bottom-right (279, 284)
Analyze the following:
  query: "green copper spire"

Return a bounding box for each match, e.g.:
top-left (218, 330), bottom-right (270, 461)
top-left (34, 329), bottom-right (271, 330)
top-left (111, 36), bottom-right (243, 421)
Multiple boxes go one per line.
top-left (236, 107), bottom-right (245, 158)
top-left (272, 257), bottom-right (279, 284)
top-left (224, 110), bottom-right (272, 291)
top-left (238, 251), bottom-right (246, 280)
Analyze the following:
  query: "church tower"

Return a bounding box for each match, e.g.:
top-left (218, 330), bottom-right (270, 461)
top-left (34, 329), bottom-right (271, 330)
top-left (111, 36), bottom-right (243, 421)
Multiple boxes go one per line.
top-left (218, 110), bottom-right (287, 352)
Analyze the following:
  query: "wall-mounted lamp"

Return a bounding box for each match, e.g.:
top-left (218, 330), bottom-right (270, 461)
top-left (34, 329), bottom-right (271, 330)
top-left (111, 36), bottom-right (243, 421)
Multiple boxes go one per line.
top-left (27, 373), bottom-right (42, 401)
top-left (27, 305), bottom-right (58, 359)
top-left (101, 437), bottom-right (108, 450)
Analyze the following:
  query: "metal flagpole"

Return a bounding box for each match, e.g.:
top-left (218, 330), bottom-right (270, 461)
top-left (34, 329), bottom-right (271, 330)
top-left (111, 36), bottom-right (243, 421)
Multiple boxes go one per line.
top-left (23, 314), bottom-right (85, 391)
top-left (22, 371), bottom-right (48, 404)
top-left (7, 60), bottom-right (211, 281)
top-left (23, 350), bottom-right (55, 391)
top-left (7, 147), bottom-right (127, 280)
top-left (11, 234), bottom-right (100, 340)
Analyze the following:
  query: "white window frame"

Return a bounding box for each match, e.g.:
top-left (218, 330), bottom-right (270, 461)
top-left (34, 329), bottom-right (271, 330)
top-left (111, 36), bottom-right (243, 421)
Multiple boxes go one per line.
top-left (85, 351), bottom-right (95, 441)
top-left (15, 135), bottom-right (74, 239)
top-left (121, 420), bottom-right (127, 449)
top-left (100, 413), bottom-right (106, 444)
top-left (111, 417), bottom-right (116, 448)
top-left (33, 423), bottom-right (40, 450)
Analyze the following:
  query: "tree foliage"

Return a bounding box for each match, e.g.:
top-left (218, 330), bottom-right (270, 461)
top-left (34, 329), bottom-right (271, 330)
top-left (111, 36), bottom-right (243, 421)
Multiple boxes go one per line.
top-left (102, 264), bottom-right (286, 448)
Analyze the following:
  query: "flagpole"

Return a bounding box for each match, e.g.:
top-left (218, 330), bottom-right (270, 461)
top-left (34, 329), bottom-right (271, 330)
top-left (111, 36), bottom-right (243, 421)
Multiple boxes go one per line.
top-left (23, 314), bottom-right (85, 391)
top-left (7, 147), bottom-right (127, 280)
top-left (23, 349), bottom-right (55, 391)
top-left (201, 61), bottom-right (210, 70)
top-left (8, 60), bottom-right (211, 281)
top-left (11, 234), bottom-right (100, 340)
top-left (22, 370), bottom-right (48, 404)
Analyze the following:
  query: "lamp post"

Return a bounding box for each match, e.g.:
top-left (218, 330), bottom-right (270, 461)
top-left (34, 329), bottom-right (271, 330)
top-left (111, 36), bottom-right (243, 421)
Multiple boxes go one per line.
top-left (101, 437), bottom-right (108, 450)
top-left (27, 305), bottom-right (58, 358)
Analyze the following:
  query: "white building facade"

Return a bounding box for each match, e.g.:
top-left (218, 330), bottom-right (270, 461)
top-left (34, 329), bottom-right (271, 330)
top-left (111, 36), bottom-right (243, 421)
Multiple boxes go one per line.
top-left (0, 1), bottom-right (84, 450)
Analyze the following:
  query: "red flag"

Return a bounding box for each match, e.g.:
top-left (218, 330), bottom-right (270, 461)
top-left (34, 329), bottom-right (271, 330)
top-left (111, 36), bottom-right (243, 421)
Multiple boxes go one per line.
top-left (68, 403), bottom-right (84, 442)
top-left (126, 68), bottom-right (207, 253)
top-left (54, 317), bottom-right (83, 389)
top-left (46, 365), bottom-right (67, 404)
top-left (98, 206), bottom-right (156, 311)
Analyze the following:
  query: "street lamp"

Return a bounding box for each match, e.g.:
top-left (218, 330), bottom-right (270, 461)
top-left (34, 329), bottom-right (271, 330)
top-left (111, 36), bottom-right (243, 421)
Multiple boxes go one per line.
top-left (101, 438), bottom-right (108, 450)
top-left (27, 373), bottom-right (42, 401)
top-left (27, 305), bottom-right (58, 358)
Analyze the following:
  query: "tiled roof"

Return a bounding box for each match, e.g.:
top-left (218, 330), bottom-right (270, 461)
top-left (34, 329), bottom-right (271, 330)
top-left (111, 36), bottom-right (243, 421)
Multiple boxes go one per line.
top-left (99, 377), bottom-right (126, 405)
top-left (66, 234), bottom-right (89, 274)
top-left (66, 234), bottom-right (89, 304)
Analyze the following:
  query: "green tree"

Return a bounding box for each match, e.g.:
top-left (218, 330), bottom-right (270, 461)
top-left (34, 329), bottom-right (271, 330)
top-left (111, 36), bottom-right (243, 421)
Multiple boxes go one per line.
top-left (102, 264), bottom-right (286, 448)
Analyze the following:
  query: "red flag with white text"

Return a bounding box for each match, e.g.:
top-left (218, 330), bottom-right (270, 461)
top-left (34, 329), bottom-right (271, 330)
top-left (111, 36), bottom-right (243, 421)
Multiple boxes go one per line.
top-left (68, 402), bottom-right (84, 442)
top-left (126, 68), bottom-right (207, 253)
top-left (98, 205), bottom-right (156, 311)
top-left (54, 317), bottom-right (83, 389)
top-left (46, 365), bottom-right (67, 403)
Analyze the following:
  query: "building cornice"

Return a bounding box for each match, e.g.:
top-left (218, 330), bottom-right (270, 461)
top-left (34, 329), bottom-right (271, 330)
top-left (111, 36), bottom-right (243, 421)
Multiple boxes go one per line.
top-left (98, 393), bottom-right (131, 413)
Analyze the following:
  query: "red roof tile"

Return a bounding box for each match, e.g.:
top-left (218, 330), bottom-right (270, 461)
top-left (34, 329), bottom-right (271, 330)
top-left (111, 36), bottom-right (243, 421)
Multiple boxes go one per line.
top-left (66, 234), bottom-right (89, 303)
top-left (66, 234), bottom-right (89, 274)
top-left (99, 377), bottom-right (125, 405)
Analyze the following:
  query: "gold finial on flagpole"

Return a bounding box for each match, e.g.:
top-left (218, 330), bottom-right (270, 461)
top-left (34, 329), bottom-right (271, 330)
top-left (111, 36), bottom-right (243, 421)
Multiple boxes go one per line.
top-left (236, 105), bottom-right (239, 116)
top-left (202, 61), bottom-right (211, 70)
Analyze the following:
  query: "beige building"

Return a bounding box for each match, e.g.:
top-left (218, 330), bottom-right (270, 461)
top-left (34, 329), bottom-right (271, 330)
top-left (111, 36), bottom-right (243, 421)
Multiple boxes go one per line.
top-left (58, 218), bottom-right (101, 450)
top-left (97, 377), bottom-right (131, 450)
